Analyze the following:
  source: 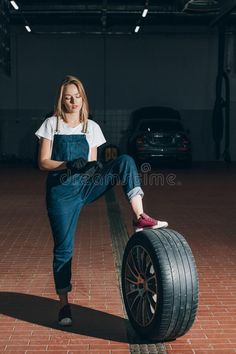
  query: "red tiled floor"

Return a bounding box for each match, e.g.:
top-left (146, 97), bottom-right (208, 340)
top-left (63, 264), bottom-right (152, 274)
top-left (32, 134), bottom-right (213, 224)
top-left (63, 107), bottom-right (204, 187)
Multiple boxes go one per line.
top-left (1, 162), bottom-right (236, 353)
top-left (117, 162), bottom-right (236, 353)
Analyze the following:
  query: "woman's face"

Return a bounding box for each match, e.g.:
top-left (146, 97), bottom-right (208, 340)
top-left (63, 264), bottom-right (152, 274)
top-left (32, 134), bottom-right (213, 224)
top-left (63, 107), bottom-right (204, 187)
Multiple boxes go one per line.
top-left (62, 83), bottom-right (83, 113)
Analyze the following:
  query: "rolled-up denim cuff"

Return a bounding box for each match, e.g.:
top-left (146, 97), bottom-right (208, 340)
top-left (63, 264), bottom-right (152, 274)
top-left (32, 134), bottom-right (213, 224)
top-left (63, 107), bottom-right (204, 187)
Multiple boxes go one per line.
top-left (56, 283), bottom-right (72, 295)
top-left (127, 186), bottom-right (144, 202)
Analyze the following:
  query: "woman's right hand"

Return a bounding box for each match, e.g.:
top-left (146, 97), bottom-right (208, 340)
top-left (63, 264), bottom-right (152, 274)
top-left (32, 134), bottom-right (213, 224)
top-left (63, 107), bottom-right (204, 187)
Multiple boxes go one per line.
top-left (67, 159), bottom-right (103, 177)
top-left (66, 157), bottom-right (87, 171)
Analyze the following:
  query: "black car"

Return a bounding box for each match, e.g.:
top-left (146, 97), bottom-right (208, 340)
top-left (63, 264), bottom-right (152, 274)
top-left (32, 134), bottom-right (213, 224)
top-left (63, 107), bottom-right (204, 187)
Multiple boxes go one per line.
top-left (128, 107), bottom-right (192, 167)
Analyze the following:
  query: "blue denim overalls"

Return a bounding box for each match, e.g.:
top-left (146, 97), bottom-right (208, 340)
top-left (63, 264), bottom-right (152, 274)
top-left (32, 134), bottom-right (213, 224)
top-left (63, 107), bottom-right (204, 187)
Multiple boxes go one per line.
top-left (46, 133), bottom-right (144, 295)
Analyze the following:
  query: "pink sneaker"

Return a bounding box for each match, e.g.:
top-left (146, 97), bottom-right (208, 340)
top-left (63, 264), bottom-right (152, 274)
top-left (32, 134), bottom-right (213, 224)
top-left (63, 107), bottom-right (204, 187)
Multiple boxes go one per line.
top-left (133, 213), bottom-right (168, 232)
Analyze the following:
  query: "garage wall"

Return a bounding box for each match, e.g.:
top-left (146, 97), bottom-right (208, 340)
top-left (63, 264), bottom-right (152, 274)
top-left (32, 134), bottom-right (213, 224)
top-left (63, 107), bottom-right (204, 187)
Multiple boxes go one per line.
top-left (0, 29), bottom-right (235, 161)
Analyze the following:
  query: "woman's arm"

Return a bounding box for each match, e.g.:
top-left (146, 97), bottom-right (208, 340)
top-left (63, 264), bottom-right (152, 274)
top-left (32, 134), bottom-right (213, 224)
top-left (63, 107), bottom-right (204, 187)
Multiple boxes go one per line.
top-left (38, 138), bottom-right (98, 171)
top-left (90, 146), bottom-right (97, 161)
top-left (38, 138), bottom-right (67, 171)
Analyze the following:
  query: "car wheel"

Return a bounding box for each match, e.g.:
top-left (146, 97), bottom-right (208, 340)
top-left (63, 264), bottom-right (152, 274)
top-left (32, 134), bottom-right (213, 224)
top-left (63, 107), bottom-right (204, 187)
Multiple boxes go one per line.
top-left (121, 228), bottom-right (199, 341)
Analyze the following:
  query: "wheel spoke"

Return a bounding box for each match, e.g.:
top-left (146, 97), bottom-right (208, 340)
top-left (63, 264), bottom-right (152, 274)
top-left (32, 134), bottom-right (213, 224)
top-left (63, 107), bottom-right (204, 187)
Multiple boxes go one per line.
top-left (127, 262), bottom-right (138, 279)
top-left (146, 286), bottom-right (156, 296)
top-left (135, 246), bottom-right (143, 274)
top-left (130, 249), bottom-right (141, 276)
top-left (145, 255), bottom-right (152, 277)
top-left (139, 247), bottom-right (147, 274)
top-left (129, 292), bottom-right (141, 311)
top-left (126, 288), bottom-right (139, 297)
top-left (135, 294), bottom-right (144, 323)
top-left (146, 275), bottom-right (157, 294)
top-left (125, 276), bottom-right (138, 286)
top-left (141, 295), bottom-right (146, 326)
top-left (144, 294), bottom-right (154, 324)
top-left (146, 273), bottom-right (156, 282)
top-left (146, 291), bottom-right (157, 311)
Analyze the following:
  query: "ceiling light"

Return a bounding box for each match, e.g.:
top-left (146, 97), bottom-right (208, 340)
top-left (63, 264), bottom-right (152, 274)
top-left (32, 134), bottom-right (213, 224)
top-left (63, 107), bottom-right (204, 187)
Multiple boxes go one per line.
top-left (134, 26), bottom-right (140, 33)
top-left (10, 1), bottom-right (19, 10)
top-left (25, 25), bottom-right (31, 32)
top-left (142, 8), bottom-right (148, 17)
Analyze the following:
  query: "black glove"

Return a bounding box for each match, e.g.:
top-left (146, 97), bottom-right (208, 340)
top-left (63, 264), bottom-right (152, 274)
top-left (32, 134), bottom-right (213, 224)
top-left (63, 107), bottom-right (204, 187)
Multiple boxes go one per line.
top-left (79, 160), bottom-right (103, 178)
top-left (67, 157), bottom-right (87, 172)
top-left (67, 158), bottom-right (103, 177)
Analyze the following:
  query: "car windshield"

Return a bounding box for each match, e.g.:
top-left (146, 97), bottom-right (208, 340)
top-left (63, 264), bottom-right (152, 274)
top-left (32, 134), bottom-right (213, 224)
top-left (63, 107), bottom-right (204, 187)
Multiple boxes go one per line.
top-left (138, 120), bottom-right (183, 132)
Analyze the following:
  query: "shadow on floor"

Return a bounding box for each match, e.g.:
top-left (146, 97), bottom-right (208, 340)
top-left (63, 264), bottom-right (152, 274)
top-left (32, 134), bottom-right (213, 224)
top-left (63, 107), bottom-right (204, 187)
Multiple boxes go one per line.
top-left (0, 292), bottom-right (154, 344)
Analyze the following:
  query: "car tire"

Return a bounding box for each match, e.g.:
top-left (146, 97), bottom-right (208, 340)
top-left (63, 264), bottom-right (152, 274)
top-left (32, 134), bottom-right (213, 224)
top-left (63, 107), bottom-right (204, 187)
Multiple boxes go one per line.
top-left (121, 228), bottom-right (199, 341)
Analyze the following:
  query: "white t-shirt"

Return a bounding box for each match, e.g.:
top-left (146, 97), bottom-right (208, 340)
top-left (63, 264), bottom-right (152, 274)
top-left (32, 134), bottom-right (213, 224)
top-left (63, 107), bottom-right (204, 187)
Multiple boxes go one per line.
top-left (35, 116), bottom-right (106, 160)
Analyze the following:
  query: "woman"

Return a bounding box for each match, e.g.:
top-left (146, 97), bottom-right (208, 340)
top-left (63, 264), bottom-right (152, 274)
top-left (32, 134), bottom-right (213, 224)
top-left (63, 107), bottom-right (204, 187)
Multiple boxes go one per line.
top-left (35, 75), bottom-right (168, 326)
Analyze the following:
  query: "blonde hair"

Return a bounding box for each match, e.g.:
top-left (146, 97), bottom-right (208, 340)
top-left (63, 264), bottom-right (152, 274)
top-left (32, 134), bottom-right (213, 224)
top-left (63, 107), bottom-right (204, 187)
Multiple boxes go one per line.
top-left (54, 75), bottom-right (89, 133)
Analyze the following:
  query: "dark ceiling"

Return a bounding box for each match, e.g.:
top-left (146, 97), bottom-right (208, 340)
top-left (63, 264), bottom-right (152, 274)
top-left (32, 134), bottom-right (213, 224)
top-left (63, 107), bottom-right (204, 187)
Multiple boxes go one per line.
top-left (6, 0), bottom-right (236, 34)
